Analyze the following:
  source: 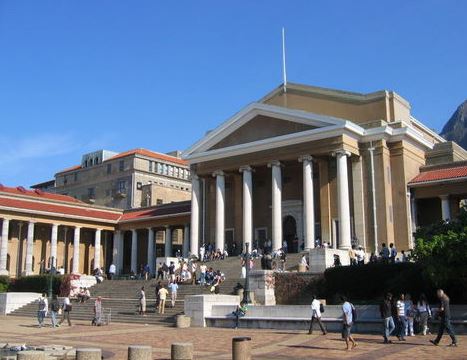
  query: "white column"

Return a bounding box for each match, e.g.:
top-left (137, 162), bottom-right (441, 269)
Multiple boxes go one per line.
top-left (240, 166), bottom-right (253, 251)
top-left (190, 174), bottom-right (200, 257)
top-left (268, 161), bottom-right (282, 252)
top-left (118, 231), bottom-right (124, 274)
top-left (72, 226), bottom-right (81, 273)
top-left (165, 226), bottom-right (172, 257)
top-left (131, 229), bottom-right (138, 274)
top-left (112, 230), bottom-right (120, 267)
top-left (49, 224), bottom-right (58, 268)
top-left (24, 221), bottom-right (35, 275)
top-left (299, 155), bottom-right (315, 249)
top-left (147, 227), bottom-right (155, 274)
top-left (440, 195), bottom-right (451, 221)
top-left (213, 170), bottom-right (225, 252)
top-left (183, 224), bottom-right (190, 257)
top-left (335, 150), bottom-right (352, 250)
top-left (0, 218), bottom-right (10, 275)
top-left (94, 229), bottom-right (102, 270)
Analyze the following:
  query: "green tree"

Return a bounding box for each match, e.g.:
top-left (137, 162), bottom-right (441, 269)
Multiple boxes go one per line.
top-left (412, 206), bottom-right (467, 302)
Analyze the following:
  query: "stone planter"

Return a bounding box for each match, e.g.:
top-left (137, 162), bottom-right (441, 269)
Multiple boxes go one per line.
top-left (176, 314), bottom-right (191, 328)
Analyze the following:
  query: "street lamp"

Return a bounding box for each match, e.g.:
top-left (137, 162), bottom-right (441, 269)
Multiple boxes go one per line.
top-left (242, 242), bottom-right (252, 304)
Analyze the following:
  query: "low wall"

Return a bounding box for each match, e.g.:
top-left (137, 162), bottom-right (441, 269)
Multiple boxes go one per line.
top-left (0, 292), bottom-right (41, 315)
top-left (184, 294), bottom-right (239, 327)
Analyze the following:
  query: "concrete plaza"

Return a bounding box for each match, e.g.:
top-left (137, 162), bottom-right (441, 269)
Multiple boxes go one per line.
top-left (1, 316), bottom-right (465, 359)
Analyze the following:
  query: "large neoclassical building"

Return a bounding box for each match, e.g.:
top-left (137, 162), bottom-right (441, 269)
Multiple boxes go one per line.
top-left (183, 83), bottom-right (467, 256)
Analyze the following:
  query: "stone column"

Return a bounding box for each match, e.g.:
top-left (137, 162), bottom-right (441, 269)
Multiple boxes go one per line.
top-left (24, 221), bottom-right (35, 275)
top-left (165, 226), bottom-right (172, 257)
top-left (93, 228), bottom-right (102, 271)
top-left (112, 230), bottom-right (120, 268)
top-left (131, 229), bottom-right (138, 273)
top-left (240, 166), bottom-right (253, 252)
top-left (72, 227), bottom-right (81, 273)
top-left (190, 174), bottom-right (200, 257)
top-left (147, 227), bottom-right (155, 274)
top-left (334, 150), bottom-right (352, 250)
top-left (440, 195), bottom-right (451, 221)
top-left (183, 224), bottom-right (190, 257)
top-left (268, 161), bottom-right (282, 252)
top-left (299, 155), bottom-right (315, 249)
top-left (0, 218), bottom-right (10, 275)
top-left (50, 223), bottom-right (58, 268)
top-left (118, 231), bottom-right (125, 274)
top-left (213, 170), bottom-right (225, 252)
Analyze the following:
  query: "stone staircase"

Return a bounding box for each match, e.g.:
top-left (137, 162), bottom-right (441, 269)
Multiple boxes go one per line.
top-left (8, 253), bottom-right (304, 325)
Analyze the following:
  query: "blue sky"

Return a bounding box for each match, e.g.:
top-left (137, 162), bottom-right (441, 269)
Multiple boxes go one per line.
top-left (0, 1), bottom-right (466, 187)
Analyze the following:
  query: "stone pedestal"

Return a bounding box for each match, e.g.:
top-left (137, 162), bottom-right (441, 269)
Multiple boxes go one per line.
top-left (248, 270), bottom-right (275, 305)
top-left (232, 337), bottom-right (251, 360)
top-left (184, 294), bottom-right (239, 327)
top-left (128, 345), bottom-right (152, 360)
top-left (176, 314), bottom-right (191, 328)
top-left (171, 343), bottom-right (193, 360)
top-left (309, 248), bottom-right (350, 274)
top-left (17, 352), bottom-right (45, 360)
top-left (76, 348), bottom-right (101, 360)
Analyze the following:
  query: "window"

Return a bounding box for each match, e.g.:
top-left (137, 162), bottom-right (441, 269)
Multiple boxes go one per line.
top-left (118, 180), bottom-right (126, 193)
top-left (149, 161), bottom-right (153, 172)
top-left (156, 199), bottom-right (163, 205)
top-left (119, 160), bottom-right (124, 171)
top-left (157, 162), bottom-right (162, 174)
top-left (74, 172), bottom-right (78, 182)
top-left (64, 176), bottom-right (68, 185)
top-left (88, 187), bottom-right (95, 199)
top-left (105, 189), bottom-right (111, 196)
top-left (137, 182), bottom-right (143, 190)
top-left (107, 164), bottom-right (111, 175)
top-left (163, 164), bottom-right (168, 175)
top-left (168, 166), bottom-right (173, 176)
top-left (174, 167), bottom-right (179, 177)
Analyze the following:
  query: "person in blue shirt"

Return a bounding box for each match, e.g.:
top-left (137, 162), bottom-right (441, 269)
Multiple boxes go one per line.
top-left (341, 296), bottom-right (357, 351)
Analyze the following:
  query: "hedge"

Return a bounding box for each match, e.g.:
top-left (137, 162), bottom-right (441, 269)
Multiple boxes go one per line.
top-left (0, 276), bottom-right (10, 293)
top-left (324, 262), bottom-right (436, 304)
top-left (9, 275), bottom-right (63, 295)
top-left (274, 272), bottom-right (325, 304)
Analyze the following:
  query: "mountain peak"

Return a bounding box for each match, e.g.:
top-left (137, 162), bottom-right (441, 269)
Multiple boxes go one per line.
top-left (440, 100), bottom-right (467, 149)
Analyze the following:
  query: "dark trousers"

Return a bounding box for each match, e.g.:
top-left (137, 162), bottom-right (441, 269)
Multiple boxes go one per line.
top-left (309, 316), bottom-right (327, 334)
top-left (59, 311), bottom-right (72, 326)
top-left (434, 319), bottom-right (457, 344)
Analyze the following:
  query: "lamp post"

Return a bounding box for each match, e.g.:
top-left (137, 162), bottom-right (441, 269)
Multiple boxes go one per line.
top-left (48, 256), bottom-right (56, 299)
top-left (242, 242), bottom-right (252, 304)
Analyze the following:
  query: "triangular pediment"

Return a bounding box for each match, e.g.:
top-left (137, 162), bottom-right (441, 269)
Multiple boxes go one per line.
top-left (183, 103), bottom-right (348, 157)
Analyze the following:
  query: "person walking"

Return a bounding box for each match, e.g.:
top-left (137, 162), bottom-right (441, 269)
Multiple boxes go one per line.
top-left (139, 286), bottom-right (146, 316)
top-left (380, 292), bottom-right (395, 343)
top-left (158, 284), bottom-right (169, 314)
top-left (59, 295), bottom-right (72, 326)
top-left (405, 293), bottom-right (415, 336)
top-left (156, 263), bottom-right (164, 280)
top-left (341, 296), bottom-right (357, 351)
top-left (396, 294), bottom-right (407, 341)
top-left (308, 295), bottom-right (327, 335)
top-left (416, 293), bottom-right (431, 335)
top-left (37, 293), bottom-right (48, 328)
top-left (168, 281), bottom-right (178, 308)
top-left (92, 296), bottom-right (103, 326)
top-left (389, 243), bottom-right (397, 263)
top-left (108, 263), bottom-right (116, 280)
top-left (430, 289), bottom-right (457, 347)
top-left (50, 294), bottom-right (60, 328)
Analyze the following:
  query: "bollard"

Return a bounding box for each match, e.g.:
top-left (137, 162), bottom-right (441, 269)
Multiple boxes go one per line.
top-left (176, 314), bottom-right (191, 328)
top-left (76, 348), bottom-right (102, 360)
top-left (17, 352), bottom-right (45, 360)
top-left (171, 342), bottom-right (193, 360)
top-left (128, 345), bottom-right (152, 360)
top-left (232, 337), bottom-right (251, 360)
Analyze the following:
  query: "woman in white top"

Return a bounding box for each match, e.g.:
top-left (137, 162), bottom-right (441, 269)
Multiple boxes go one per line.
top-left (416, 293), bottom-right (431, 335)
top-left (139, 286), bottom-right (146, 316)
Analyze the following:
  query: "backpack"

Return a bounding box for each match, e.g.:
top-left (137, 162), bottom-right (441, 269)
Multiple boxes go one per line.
top-left (51, 301), bottom-right (60, 312)
top-left (351, 303), bottom-right (357, 322)
top-left (320, 303), bottom-right (325, 313)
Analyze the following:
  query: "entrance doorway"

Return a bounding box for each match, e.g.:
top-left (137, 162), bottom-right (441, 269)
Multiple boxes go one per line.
top-left (283, 215), bottom-right (297, 252)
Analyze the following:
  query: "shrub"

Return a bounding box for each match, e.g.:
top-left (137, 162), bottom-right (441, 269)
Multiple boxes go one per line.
top-left (9, 275), bottom-right (63, 294)
top-left (275, 273), bottom-right (325, 304)
top-left (0, 275), bottom-right (10, 292)
top-left (323, 262), bottom-right (435, 304)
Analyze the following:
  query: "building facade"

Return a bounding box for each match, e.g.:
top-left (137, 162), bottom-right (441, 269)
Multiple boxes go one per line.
top-left (53, 148), bottom-right (192, 209)
top-left (183, 83), bottom-right (466, 256)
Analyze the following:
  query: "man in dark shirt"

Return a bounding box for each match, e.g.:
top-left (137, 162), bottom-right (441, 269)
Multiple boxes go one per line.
top-left (430, 289), bottom-right (457, 347)
top-left (380, 293), bottom-right (395, 344)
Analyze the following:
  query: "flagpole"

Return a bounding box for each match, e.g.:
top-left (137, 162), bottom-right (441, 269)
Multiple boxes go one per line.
top-left (282, 27), bottom-right (287, 93)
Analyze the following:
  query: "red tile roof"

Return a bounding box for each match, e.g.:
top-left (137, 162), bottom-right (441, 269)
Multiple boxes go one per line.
top-left (109, 148), bottom-right (187, 166)
top-left (120, 201), bottom-right (191, 221)
top-left (0, 185), bottom-right (83, 204)
top-left (0, 197), bottom-right (121, 221)
top-left (409, 165), bottom-right (467, 185)
top-left (56, 165), bottom-right (81, 174)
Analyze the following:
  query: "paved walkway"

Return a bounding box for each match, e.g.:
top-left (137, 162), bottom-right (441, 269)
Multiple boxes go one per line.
top-left (1, 316), bottom-right (465, 359)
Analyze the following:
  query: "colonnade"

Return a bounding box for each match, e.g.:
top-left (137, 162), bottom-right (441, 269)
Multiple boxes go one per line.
top-left (189, 150), bottom-right (354, 254)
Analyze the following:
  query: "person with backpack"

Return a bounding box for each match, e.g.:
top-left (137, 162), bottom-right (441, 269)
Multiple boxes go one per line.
top-left (380, 292), bottom-right (395, 343)
top-left (308, 295), bottom-right (327, 335)
top-left (50, 294), bottom-right (60, 328)
top-left (37, 293), bottom-right (48, 328)
top-left (341, 296), bottom-right (357, 351)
